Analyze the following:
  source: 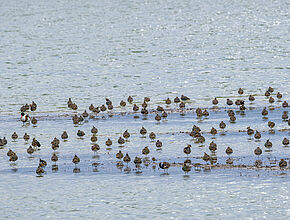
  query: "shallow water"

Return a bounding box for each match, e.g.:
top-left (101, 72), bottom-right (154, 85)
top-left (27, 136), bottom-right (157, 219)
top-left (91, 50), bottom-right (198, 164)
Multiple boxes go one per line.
top-left (0, 0), bottom-right (289, 219)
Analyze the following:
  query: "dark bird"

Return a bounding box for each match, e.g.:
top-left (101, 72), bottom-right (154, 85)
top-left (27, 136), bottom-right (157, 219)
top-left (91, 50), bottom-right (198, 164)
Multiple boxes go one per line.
top-left (51, 153), bottom-right (58, 164)
top-left (123, 153), bottom-right (131, 164)
top-left (268, 121), bottom-right (275, 129)
top-left (212, 98), bottom-right (218, 105)
top-left (142, 146), bottom-right (150, 156)
top-left (133, 104), bottom-right (139, 112)
top-left (82, 110), bottom-right (89, 118)
top-left (268, 96), bottom-right (274, 104)
top-left (210, 127), bottom-right (217, 135)
top-left (116, 150), bottom-right (123, 160)
top-left (174, 97), bottom-right (180, 103)
top-left (261, 108), bottom-right (268, 116)
top-left (264, 140), bottom-right (272, 149)
top-left (140, 127), bottom-right (147, 136)
top-left (23, 133), bottom-right (30, 141)
top-left (118, 137), bottom-right (125, 145)
top-left (120, 100), bottom-right (126, 107)
top-left (181, 95), bottom-right (190, 101)
top-left (21, 113), bottom-right (30, 124)
top-left (39, 159), bottom-right (47, 168)
top-left (91, 126), bottom-right (98, 135)
top-left (282, 138), bottom-right (289, 146)
top-left (36, 166), bottom-right (44, 176)
top-left (219, 121), bottom-right (226, 130)
top-left (61, 131), bottom-right (68, 140)
top-left (159, 162), bottom-right (170, 173)
top-left (77, 130), bottom-right (85, 138)
top-left (282, 112), bottom-right (288, 120)
top-left (123, 130), bottom-right (130, 140)
top-left (254, 131), bottom-right (261, 140)
top-left (254, 147), bottom-right (262, 156)
top-left (249, 95), bottom-right (255, 102)
top-left (27, 146), bottom-right (34, 155)
top-left (226, 99), bottom-right (233, 106)
top-left (91, 136), bottom-right (98, 142)
top-left (225, 147), bottom-right (233, 155)
top-left (165, 98), bottom-right (171, 105)
top-left (282, 101), bottom-right (288, 108)
top-left (156, 140), bottom-right (162, 148)
top-left (247, 127), bottom-right (254, 137)
top-left (72, 155), bottom-right (80, 167)
top-left (279, 159), bottom-right (287, 169)
top-left (31, 117), bottom-right (37, 125)
top-left (183, 145), bottom-right (191, 157)
top-left (238, 88), bottom-right (244, 95)
top-left (11, 132), bottom-right (18, 140)
top-left (155, 114), bottom-right (161, 121)
top-left (127, 96), bottom-right (133, 104)
top-left (202, 153), bottom-right (210, 163)
top-left (91, 144), bottom-right (100, 154)
top-left (276, 92), bottom-right (282, 100)
top-left (105, 138), bottom-right (112, 147)
top-left (209, 141), bottom-right (217, 152)
top-left (149, 132), bottom-right (156, 140)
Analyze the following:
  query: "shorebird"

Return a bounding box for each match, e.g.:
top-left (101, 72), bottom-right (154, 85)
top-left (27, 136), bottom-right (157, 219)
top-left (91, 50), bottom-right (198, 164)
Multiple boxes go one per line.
top-left (89, 104), bottom-right (95, 111)
top-left (254, 131), bottom-right (261, 140)
top-left (91, 126), bottom-right (98, 135)
top-left (225, 147), bottom-right (233, 155)
top-left (268, 96), bottom-right (274, 104)
top-left (179, 102), bottom-right (185, 109)
top-left (247, 127), bottom-right (254, 138)
top-left (27, 146), bottom-right (34, 155)
top-left (162, 111), bottom-right (167, 118)
top-left (61, 131), bottom-right (68, 140)
top-left (174, 97), bottom-right (180, 103)
top-left (127, 96), bottom-right (133, 104)
top-left (282, 101), bottom-right (288, 108)
top-left (183, 145), bottom-right (191, 157)
top-left (144, 97), bottom-right (150, 102)
top-left (36, 166), bottom-right (44, 176)
top-left (238, 88), bottom-right (244, 95)
top-left (212, 98), bottom-right (218, 105)
top-left (268, 121), bottom-right (275, 130)
top-left (181, 95), bottom-right (190, 101)
top-left (182, 162), bottom-right (191, 175)
top-left (254, 147), bottom-right (262, 156)
top-left (91, 136), bottom-right (98, 142)
top-left (264, 140), bottom-right (272, 149)
top-left (31, 117), bottom-right (37, 125)
top-left (39, 159), bottom-right (47, 168)
top-left (282, 112), bottom-right (288, 120)
top-left (116, 150), bottom-right (123, 160)
top-left (7, 149), bottom-right (15, 157)
top-left (123, 153), bottom-right (131, 165)
top-left (82, 110), bottom-right (89, 118)
top-left (155, 114), bottom-right (161, 121)
top-left (202, 153), bottom-right (210, 164)
top-left (140, 127), bottom-right (147, 137)
top-left (105, 138), bottom-right (112, 147)
top-left (165, 98), bottom-right (171, 105)
top-left (282, 138), bottom-right (289, 146)
top-left (72, 155), bottom-right (80, 167)
top-left (51, 153), bottom-right (58, 164)
top-left (120, 100), bottom-right (126, 107)
top-left (123, 130), bottom-right (130, 140)
top-left (279, 159), bottom-right (287, 169)
top-left (23, 133), bottom-right (30, 142)
top-left (142, 146), bottom-right (150, 156)
top-left (133, 104), bottom-right (139, 112)
top-left (249, 95), bottom-right (255, 102)
top-left (118, 137), bottom-right (125, 145)
top-left (219, 121), bottom-right (226, 131)
top-left (91, 144), bottom-right (100, 155)
top-left (51, 137), bottom-right (60, 146)
top-left (268, 87), bottom-right (274, 93)
top-left (20, 113), bottom-right (30, 124)
top-left (210, 127), bottom-right (217, 135)
top-left (159, 162), bottom-right (170, 173)
top-left (11, 132), bottom-right (18, 141)
top-left (276, 92), bottom-right (282, 100)
top-left (261, 108), bottom-right (268, 116)
top-left (149, 132), bottom-right (156, 140)
top-left (77, 130), bottom-right (85, 138)
top-left (100, 105), bottom-right (107, 112)
top-left (156, 140), bottom-right (162, 148)
top-left (209, 141), bottom-right (217, 152)
top-left (226, 99), bottom-right (233, 106)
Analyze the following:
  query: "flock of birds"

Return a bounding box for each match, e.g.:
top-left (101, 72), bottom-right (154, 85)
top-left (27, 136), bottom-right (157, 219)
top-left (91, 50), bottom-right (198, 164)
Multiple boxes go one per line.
top-left (0, 86), bottom-right (289, 176)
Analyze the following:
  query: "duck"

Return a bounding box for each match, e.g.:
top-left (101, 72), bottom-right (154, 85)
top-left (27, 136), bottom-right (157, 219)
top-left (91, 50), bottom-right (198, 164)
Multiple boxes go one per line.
top-left (144, 97), bottom-right (150, 102)
top-left (67, 98), bottom-right (73, 108)
top-left (209, 141), bottom-right (217, 152)
top-left (32, 138), bottom-right (41, 149)
top-left (116, 150), bottom-right (123, 160)
top-left (51, 137), bottom-right (60, 146)
top-left (71, 103), bottom-right (78, 110)
top-left (247, 127), bottom-right (254, 137)
top-left (226, 99), bottom-right (233, 106)
top-left (174, 97), bottom-right (180, 103)
top-left (36, 166), bottom-right (44, 176)
top-left (282, 101), bottom-right (288, 108)
top-left (268, 87), bottom-right (274, 93)
top-left (82, 110), bottom-right (89, 118)
top-left (9, 153), bottom-right (18, 162)
top-left (202, 109), bottom-right (209, 117)
top-left (210, 127), bottom-right (217, 135)
top-left (91, 136), bottom-right (98, 142)
top-left (156, 140), bottom-right (162, 148)
top-left (182, 163), bottom-right (191, 175)
top-left (279, 159), bottom-right (287, 169)
top-left (155, 114), bottom-right (161, 121)
top-left (261, 107), bottom-right (268, 116)
top-left (276, 92), bottom-right (282, 99)
top-left (179, 102), bottom-right (185, 109)
top-left (7, 149), bottom-right (15, 157)
top-left (39, 159), bottom-right (47, 167)
top-left (282, 112), bottom-right (288, 120)
top-left (254, 131), bottom-right (261, 140)
top-left (238, 88), bottom-right (244, 95)
top-left (123, 153), bottom-right (131, 164)
top-left (31, 117), bottom-right (37, 125)
top-left (100, 105), bottom-right (107, 112)
top-left (202, 153), bottom-right (210, 163)
top-left (142, 101), bottom-right (148, 108)
top-left (268, 121), bottom-right (275, 129)
top-left (149, 132), bottom-right (156, 140)
top-left (89, 104), bottom-right (95, 111)
top-left (27, 146), bottom-right (34, 155)
top-left (249, 95), bottom-right (255, 102)
top-left (181, 95), bottom-right (190, 101)
top-left (265, 90), bottom-right (270, 97)
top-left (51, 153), bottom-right (58, 164)
top-left (268, 96), bottom-right (274, 104)
top-left (162, 111), bottom-right (168, 118)
top-left (229, 115), bottom-right (236, 122)
top-left (134, 157), bottom-right (142, 168)
top-left (91, 126), bottom-right (98, 135)
top-left (156, 106), bottom-right (164, 112)
top-left (219, 121), bottom-right (226, 130)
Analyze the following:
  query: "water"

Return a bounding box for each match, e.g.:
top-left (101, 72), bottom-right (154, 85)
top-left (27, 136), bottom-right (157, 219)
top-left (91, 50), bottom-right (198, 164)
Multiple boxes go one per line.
top-left (0, 0), bottom-right (289, 219)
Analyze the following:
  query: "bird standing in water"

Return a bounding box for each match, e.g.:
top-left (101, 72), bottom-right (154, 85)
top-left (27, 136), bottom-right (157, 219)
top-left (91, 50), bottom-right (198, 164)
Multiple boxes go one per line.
top-left (21, 113), bottom-right (30, 124)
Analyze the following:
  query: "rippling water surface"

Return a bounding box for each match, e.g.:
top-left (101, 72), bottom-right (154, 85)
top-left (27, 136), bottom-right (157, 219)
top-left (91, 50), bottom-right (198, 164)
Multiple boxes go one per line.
top-left (0, 0), bottom-right (289, 219)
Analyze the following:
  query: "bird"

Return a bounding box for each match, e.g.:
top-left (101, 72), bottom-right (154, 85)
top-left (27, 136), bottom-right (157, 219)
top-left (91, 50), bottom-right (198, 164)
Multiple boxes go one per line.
top-left (142, 146), bottom-right (150, 156)
top-left (39, 159), bottom-right (47, 168)
top-left (140, 127), bottom-right (147, 136)
top-left (118, 137), bottom-right (125, 145)
top-left (212, 98), bottom-right (218, 105)
top-left (51, 153), bottom-right (58, 164)
top-left (268, 96), bottom-right (274, 104)
top-left (162, 111), bottom-right (168, 118)
top-left (32, 138), bottom-right (41, 149)
top-left (72, 155), bottom-right (80, 167)
top-left (282, 101), bottom-right (288, 108)
top-left (133, 104), bottom-right (139, 112)
top-left (51, 137), bottom-right (60, 146)
top-left (123, 130), bottom-right (130, 140)
top-left (226, 99), bottom-right (233, 106)
top-left (156, 140), bottom-right (162, 148)
top-left (105, 138), bottom-right (112, 147)
top-left (268, 121), bottom-right (275, 130)
top-left (254, 131), bottom-right (261, 140)
top-left (279, 159), bottom-right (287, 169)
top-left (36, 166), bottom-right (44, 176)
top-left (77, 130), bottom-right (85, 138)
top-left (182, 163), bottom-right (191, 175)
top-left (7, 149), bottom-right (15, 157)
top-left (156, 106), bottom-right (164, 112)
top-left (174, 97), bottom-right (180, 103)
top-left (100, 105), bottom-right (107, 112)
top-left (23, 133), bottom-right (30, 141)
top-left (264, 140), bottom-right (272, 149)
top-left (149, 132), bottom-right (156, 140)
top-left (11, 132), bottom-right (18, 140)
top-left (282, 138), bottom-right (289, 146)
top-left (276, 92), bottom-right (282, 100)
top-left (120, 100), bottom-right (126, 107)
top-left (91, 126), bottom-right (98, 135)
top-left (225, 147), bottom-right (233, 155)
top-left (142, 101), bottom-right (148, 108)
top-left (268, 87), bottom-right (274, 93)
top-left (238, 88), bottom-right (244, 95)
top-left (181, 95), bottom-right (190, 101)
top-left (254, 147), bottom-right (262, 156)
top-left (123, 153), bottom-right (131, 164)
top-left (249, 95), bottom-right (255, 102)
top-left (202, 153), bottom-right (210, 164)
top-left (155, 114), bottom-right (161, 121)
top-left (61, 131), bottom-right (68, 140)
top-left (91, 144), bottom-right (100, 154)
top-left (209, 141), bottom-right (217, 152)
top-left (91, 136), bottom-right (98, 142)
top-left (20, 113), bottom-right (30, 124)
top-left (282, 112), bottom-right (288, 120)
top-left (127, 96), bottom-right (133, 104)
top-left (210, 127), bottom-right (217, 135)
top-left (165, 98), bottom-right (171, 105)
top-left (144, 97), bottom-right (150, 102)
top-left (183, 145), bottom-right (191, 157)
top-left (247, 127), bottom-right (254, 138)
top-left (202, 109), bottom-right (209, 117)
top-left (31, 117), bottom-right (37, 125)
top-left (219, 121), bottom-right (226, 131)
top-left (116, 150), bottom-right (123, 160)
top-left (159, 162), bottom-right (170, 173)
top-left (82, 110), bottom-right (89, 118)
